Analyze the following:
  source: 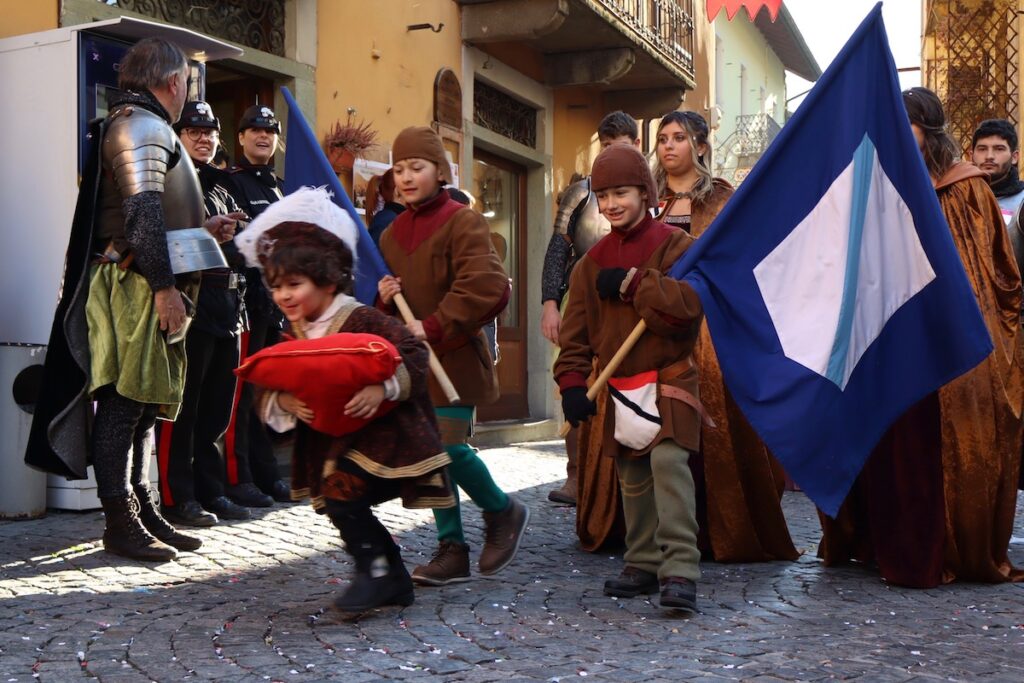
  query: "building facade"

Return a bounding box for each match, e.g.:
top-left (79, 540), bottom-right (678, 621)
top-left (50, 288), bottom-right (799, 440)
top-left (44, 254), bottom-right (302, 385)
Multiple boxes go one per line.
top-left (922, 0), bottom-right (1022, 154)
top-left (2, 0), bottom-right (719, 427)
top-left (711, 4), bottom-right (819, 185)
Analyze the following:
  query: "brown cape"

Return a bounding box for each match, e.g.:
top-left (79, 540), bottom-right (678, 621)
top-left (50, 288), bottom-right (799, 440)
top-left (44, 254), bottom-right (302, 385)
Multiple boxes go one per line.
top-left (684, 181), bottom-right (798, 562)
top-left (819, 163), bottom-right (1024, 586)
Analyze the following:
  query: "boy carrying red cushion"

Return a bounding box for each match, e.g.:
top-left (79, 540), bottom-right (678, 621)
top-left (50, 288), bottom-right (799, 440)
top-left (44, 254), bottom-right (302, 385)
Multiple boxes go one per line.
top-left (235, 187), bottom-right (454, 612)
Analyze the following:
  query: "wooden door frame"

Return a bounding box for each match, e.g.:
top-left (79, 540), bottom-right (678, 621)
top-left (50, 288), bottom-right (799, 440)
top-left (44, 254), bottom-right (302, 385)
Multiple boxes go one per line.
top-left (473, 148), bottom-right (530, 420)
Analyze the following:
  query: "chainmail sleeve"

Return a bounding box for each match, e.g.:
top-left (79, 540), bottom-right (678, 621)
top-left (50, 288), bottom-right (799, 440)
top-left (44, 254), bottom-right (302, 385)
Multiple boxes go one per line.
top-left (123, 192), bottom-right (176, 291)
top-left (541, 233), bottom-right (571, 304)
top-left (542, 178), bottom-right (591, 304)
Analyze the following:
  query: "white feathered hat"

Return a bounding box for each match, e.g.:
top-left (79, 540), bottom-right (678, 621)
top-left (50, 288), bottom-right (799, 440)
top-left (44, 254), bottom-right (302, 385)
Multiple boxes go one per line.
top-left (234, 186), bottom-right (359, 268)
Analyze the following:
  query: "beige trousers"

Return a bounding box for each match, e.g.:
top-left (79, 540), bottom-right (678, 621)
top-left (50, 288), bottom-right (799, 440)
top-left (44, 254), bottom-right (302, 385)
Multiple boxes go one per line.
top-left (616, 440), bottom-right (701, 581)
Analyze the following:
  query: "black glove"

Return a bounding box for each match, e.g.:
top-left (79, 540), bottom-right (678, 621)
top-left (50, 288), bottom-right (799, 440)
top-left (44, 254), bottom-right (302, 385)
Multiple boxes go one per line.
top-left (561, 386), bottom-right (596, 427)
top-left (596, 267), bottom-right (628, 300)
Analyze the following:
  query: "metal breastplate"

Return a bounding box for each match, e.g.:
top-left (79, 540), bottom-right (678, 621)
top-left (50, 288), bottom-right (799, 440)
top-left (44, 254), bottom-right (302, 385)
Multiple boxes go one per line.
top-left (554, 179), bottom-right (591, 236)
top-left (571, 190), bottom-right (611, 255)
top-left (96, 106), bottom-right (204, 250)
top-left (162, 153), bottom-right (204, 229)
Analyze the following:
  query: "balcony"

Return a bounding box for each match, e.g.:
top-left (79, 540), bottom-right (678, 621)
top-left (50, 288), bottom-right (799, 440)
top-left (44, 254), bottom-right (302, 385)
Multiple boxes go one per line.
top-left (714, 113), bottom-right (782, 185)
top-left (458, 0), bottom-right (696, 116)
top-left (592, 0), bottom-right (695, 82)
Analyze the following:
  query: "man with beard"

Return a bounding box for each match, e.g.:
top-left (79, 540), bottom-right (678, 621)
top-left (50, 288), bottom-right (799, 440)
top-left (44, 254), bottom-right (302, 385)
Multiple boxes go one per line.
top-left (157, 100), bottom-right (260, 528)
top-left (972, 119), bottom-right (1024, 227)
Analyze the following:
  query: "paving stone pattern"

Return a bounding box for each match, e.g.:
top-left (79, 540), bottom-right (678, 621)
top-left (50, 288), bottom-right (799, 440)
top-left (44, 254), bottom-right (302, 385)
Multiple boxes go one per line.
top-left (2, 440), bottom-right (1024, 682)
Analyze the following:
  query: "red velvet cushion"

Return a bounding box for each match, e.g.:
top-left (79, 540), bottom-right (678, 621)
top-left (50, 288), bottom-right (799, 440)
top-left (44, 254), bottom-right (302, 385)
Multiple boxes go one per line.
top-left (235, 332), bottom-right (401, 436)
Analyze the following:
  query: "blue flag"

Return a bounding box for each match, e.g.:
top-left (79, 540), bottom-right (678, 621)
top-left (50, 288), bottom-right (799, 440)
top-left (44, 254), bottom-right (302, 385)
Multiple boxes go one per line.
top-left (280, 87), bottom-right (390, 305)
top-left (668, 3), bottom-right (992, 516)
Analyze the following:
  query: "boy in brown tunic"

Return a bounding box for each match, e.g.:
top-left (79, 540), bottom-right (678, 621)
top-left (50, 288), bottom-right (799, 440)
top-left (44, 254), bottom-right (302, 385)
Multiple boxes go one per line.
top-left (377, 127), bottom-right (529, 586)
top-left (555, 144), bottom-right (704, 612)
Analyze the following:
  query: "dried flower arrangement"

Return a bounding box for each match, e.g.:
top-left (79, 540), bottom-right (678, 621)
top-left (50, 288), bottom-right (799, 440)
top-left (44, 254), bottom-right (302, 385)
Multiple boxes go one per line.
top-left (323, 114), bottom-right (379, 171)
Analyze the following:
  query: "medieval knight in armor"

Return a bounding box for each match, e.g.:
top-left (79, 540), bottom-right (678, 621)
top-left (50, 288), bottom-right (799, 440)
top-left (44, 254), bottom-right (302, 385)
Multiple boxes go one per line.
top-left (25, 38), bottom-right (238, 562)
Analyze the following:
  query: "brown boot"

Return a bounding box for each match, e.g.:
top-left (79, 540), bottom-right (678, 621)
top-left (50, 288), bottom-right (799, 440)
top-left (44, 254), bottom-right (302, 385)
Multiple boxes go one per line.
top-left (548, 430), bottom-right (579, 505)
top-left (411, 540), bottom-right (471, 586)
top-left (479, 496), bottom-right (530, 575)
top-left (133, 485), bottom-right (202, 552)
top-left (100, 495), bottom-right (178, 562)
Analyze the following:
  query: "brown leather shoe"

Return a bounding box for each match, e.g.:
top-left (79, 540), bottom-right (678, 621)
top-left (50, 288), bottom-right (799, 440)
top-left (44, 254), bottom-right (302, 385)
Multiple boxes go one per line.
top-left (411, 540), bottom-right (471, 586)
top-left (548, 445), bottom-right (579, 505)
top-left (659, 576), bottom-right (698, 612)
top-left (547, 482), bottom-right (577, 506)
top-left (478, 496), bottom-right (530, 575)
top-left (604, 566), bottom-right (659, 598)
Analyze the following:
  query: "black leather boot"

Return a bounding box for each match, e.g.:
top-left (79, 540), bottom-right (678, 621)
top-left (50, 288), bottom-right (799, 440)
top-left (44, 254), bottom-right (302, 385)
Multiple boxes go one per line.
top-left (133, 485), bottom-right (202, 552)
top-left (100, 494), bottom-right (178, 562)
top-left (328, 504), bottom-right (414, 611)
top-left (333, 543), bottom-right (415, 612)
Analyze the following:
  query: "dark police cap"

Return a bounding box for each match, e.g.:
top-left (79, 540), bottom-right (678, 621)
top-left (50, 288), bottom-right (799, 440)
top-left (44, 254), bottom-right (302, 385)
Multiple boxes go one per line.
top-left (238, 104), bottom-right (281, 134)
top-left (174, 100), bottom-right (220, 133)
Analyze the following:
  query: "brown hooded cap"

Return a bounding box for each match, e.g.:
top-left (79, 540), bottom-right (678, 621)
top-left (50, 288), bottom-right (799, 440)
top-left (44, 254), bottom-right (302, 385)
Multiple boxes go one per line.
top-left (590, 143), bottom-right (658, 210)
top-left (391, 126), bottom-right (453, 184)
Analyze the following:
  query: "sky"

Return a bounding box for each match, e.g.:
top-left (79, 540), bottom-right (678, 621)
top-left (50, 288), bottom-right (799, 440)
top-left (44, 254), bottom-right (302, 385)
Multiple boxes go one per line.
top-left (781, 0), bottom-right (922, 110)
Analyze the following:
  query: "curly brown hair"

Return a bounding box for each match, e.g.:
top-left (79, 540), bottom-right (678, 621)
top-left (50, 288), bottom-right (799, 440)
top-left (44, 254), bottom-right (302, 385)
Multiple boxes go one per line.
top-left (260, 222), bottom-right (354, 294)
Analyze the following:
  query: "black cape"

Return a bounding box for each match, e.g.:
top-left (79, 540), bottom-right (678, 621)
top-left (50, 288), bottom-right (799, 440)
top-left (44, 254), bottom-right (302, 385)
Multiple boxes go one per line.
top-left (24, 118), bottom-right (106, 479)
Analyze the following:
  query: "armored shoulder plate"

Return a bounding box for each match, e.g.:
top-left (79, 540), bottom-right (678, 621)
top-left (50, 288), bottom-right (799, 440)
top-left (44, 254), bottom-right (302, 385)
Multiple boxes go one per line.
top-left (572, 190), bottom-right (611, 256)
top-left (553, 178), bottom-right (592, 236)
top-left (103, 106), bottom-right (177, 198)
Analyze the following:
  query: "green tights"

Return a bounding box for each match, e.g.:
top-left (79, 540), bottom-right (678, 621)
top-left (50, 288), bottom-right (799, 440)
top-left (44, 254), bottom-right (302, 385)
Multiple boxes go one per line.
top-left (433, 441), bottom-right (509, 544)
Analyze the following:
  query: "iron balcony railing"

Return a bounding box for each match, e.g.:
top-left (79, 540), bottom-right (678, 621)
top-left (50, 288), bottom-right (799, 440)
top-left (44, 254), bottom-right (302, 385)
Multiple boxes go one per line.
top-left (593, 0), bottom-right (696, 81)
top-left (734, 113), bottom-right (782, 157)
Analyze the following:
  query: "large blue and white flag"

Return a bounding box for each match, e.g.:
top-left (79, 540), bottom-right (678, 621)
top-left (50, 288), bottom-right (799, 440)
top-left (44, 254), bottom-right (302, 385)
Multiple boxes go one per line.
top-left (668, 3), bottom-right (992, 516)
top-left (280, 87), bottom-right (390, 305)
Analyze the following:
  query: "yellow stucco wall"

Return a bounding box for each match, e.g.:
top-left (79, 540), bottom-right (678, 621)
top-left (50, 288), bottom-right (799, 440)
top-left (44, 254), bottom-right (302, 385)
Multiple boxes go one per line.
top-left (315, 0), bottom-right (463, 162)
top-left (0, 0), bottom-right (58, 39)
top-left (551, 88), bottom-right (605, 195)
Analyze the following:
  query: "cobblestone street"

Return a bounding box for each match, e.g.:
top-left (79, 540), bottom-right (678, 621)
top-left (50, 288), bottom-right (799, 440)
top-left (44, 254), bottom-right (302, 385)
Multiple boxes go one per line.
top-left (2, 440), bottom-right (1024, 682)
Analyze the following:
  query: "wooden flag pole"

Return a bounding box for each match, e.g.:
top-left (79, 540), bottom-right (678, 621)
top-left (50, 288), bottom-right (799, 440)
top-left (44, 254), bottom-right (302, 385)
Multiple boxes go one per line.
top-left (558, 319), bottom-right (647, 437)
top-left (586, 320), bottom-right (647, 401)
top-left (393, 293), bottom-right (461, 404)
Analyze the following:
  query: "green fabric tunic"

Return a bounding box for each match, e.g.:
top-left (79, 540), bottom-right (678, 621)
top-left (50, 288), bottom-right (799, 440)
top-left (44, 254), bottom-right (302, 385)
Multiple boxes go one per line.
top-left (85, 263), bottom-right (194, 419)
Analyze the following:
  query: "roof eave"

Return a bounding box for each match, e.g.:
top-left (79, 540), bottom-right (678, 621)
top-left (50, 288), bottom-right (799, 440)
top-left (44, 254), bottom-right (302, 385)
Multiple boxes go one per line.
top-left (753, 4), bottom-right (822, 82)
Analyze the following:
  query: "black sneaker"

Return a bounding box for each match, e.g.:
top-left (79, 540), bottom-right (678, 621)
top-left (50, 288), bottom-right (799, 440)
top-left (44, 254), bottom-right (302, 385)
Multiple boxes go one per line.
top-left (226, 483), bottom-right (274, 508)
top-left (204, 496), bottom-right (251, 521)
